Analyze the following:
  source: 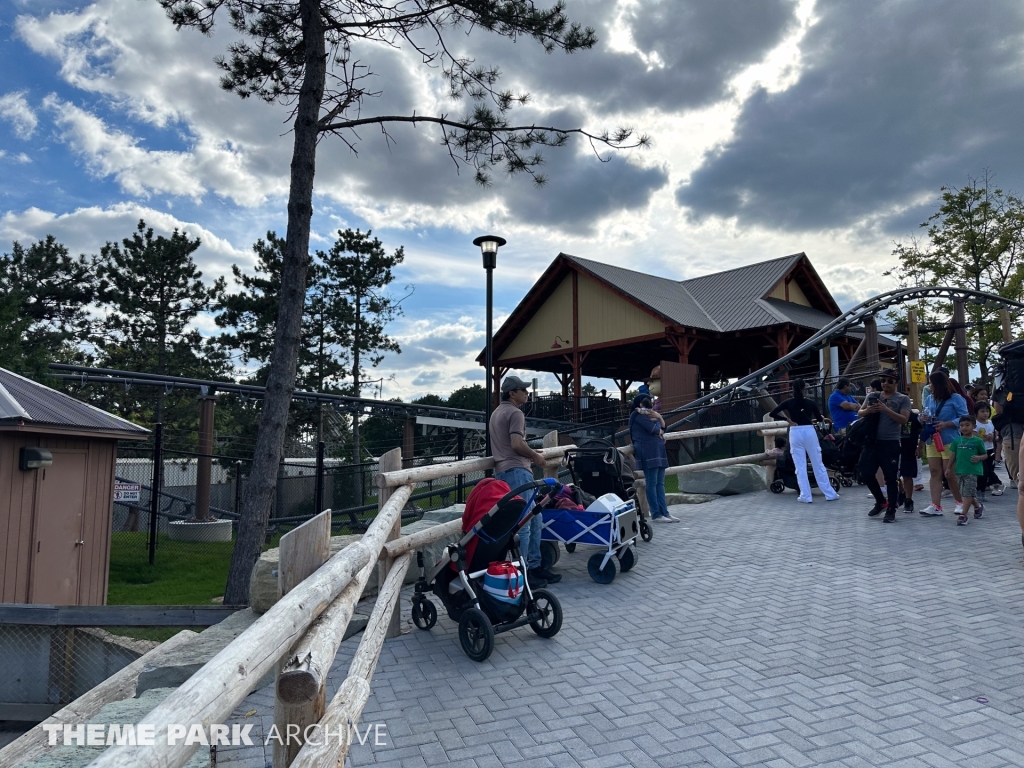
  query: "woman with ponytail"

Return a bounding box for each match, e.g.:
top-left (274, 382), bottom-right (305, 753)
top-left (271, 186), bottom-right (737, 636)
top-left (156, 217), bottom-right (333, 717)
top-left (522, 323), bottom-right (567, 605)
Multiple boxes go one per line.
top-left (770, 380), bottom-right (840, 503)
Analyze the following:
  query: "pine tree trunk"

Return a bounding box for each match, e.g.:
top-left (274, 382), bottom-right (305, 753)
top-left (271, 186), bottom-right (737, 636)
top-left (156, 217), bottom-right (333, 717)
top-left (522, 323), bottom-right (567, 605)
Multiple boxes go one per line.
top-left (223, 0), bottom-right (326, 604)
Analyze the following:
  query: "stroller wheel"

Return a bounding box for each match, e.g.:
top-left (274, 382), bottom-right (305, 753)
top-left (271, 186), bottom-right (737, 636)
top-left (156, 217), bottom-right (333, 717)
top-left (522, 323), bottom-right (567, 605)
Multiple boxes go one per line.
top-left (412, 598), bottom-right (437, 630)
top-left (564, 542), bottom-right (577, 554)
top-left (588, 552), bottom-right (617, 584)
top-left (829, 476), bottom-right (840, 492)
top-left (841, 476), bottom-right (854, 487)
top-left (458, 608), bottom-right (495, 662)
top-left (617, 546), bottom-right (637, 573)
top-left (639, 521), bottom-right (653, 542)
top-left (770, 480), bottom-right (785, 494)
top-left (540, 540), bottom-right (560, 570)
top-left (529, 589), bottom-right (563, 638)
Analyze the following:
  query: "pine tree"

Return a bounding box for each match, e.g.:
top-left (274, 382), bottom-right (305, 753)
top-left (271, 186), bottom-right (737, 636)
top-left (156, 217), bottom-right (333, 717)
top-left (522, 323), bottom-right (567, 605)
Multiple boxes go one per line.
top-left (159, 0), bottom-right (648, 604)
top-left (96, 220), bottom-right (226, 423)
top-left (0, 235), bottom-right (97, 372)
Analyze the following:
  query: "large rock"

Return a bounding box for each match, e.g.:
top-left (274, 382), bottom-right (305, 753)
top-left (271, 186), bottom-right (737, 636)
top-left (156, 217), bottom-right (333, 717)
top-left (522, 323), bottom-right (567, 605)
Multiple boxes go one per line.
top-left (136, 611), bottom-right (271, 696)
top-left (249, 506), bottom-right (465, 614)
top-left (21, 688), bottom-right (210, 768)
top-left (677, 464), bottom-right (766, 496)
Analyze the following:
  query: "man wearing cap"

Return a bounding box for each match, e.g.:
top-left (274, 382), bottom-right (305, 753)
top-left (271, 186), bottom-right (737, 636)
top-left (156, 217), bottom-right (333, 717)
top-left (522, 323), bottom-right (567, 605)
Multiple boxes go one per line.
top-left (489, 375), bottom-right (560, 586)
top-left (857, 369), bottom-right (912, 523)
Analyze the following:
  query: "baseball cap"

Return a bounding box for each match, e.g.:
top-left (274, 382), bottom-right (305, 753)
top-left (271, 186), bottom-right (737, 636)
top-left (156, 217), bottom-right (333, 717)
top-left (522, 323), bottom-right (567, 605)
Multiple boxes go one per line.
top-left (500, 375), bottom-right (530, 395)
top-left (879, 368), bottom-right (900, 381)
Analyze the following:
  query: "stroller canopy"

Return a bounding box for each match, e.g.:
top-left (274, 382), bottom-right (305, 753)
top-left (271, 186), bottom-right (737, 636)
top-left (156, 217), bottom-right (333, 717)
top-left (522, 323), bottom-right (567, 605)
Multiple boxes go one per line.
top-left (460, 478), bottom-right (529, 571)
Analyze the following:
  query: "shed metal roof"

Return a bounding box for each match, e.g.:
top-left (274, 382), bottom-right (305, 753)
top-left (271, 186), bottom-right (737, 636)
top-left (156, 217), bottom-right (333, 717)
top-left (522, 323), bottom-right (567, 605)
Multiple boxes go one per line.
top-left (0, 368), bottom-right (148, 436)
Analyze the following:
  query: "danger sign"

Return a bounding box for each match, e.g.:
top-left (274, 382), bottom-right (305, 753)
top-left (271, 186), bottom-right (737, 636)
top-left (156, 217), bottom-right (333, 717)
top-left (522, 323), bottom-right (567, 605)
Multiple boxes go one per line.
top-left (114, 483), bottom-right (142, 502)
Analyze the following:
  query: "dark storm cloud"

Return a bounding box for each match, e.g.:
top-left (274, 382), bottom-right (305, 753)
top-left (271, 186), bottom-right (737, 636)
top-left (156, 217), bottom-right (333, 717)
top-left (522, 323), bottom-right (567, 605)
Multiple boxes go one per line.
top-left (466, 0), bottom-right (798, 113)
top-left (676, 0), bottom-right (1024, 231)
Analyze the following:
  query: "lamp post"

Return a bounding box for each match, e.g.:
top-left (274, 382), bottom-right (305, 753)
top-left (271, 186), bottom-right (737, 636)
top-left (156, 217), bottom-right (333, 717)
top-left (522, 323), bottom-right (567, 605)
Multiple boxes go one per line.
top-left (474, 234), bottom-right (506, 457)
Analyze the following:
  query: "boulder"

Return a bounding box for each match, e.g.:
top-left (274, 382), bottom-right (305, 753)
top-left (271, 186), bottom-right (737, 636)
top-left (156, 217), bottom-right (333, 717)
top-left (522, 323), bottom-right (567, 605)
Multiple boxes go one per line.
top-left (677, 464), bottom-right (766, 496)
top-left (249, 505), bottom-right (465, 614)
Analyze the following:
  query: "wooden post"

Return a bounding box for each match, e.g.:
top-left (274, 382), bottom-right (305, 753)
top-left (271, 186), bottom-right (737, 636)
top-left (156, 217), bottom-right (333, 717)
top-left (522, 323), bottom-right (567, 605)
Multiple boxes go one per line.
top-left (907, 308), bottom-right (922, 409)
top-left (864, 315), bottom-right (879, 372)
top-left (194, 396), bottom-right (216, 521)
top-left (401, 418), bottom-right (415, 469)
top-left (763, 414), bottom-right (777, 491)
top-left (274, 509), bottom-right (332, 768)
top-left (376, 447), bottom-right (403, 639)
top-left (953, 300), bottom-right (969, 385)
top-left (542, 431), bottom-right (559, 480)
top-left (1001, 308), bottom-right (1013, 344)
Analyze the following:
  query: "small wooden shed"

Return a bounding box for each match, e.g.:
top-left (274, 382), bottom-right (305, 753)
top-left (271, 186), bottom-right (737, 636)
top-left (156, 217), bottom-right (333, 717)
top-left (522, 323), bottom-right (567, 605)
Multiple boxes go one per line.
top-left (0, 368), bottom-right (147, 606)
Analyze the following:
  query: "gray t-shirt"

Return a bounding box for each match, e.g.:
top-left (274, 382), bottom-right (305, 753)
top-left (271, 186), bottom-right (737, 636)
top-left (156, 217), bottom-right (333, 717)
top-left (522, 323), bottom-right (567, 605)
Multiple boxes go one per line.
top-left (876, 392), bottom-right (912, 442)
top-left (489, 401), bottom-right (530, 473)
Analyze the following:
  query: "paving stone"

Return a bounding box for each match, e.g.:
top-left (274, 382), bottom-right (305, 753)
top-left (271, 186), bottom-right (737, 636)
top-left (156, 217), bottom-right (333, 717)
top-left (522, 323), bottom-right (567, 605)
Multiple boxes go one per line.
top-left (215, 468), bottom-right (1024, 768)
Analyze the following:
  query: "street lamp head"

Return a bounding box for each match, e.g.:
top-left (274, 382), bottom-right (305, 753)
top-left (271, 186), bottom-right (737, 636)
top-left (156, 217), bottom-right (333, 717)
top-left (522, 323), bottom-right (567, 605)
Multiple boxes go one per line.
top-left (473, 235), bottom-right (506, 270)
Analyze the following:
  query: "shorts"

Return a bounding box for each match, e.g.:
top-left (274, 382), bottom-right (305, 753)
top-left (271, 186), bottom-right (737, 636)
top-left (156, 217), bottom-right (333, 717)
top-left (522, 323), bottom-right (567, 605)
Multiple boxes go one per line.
top-left (925, 443), bottom-right (951, 460)
top-left (958, 475), bottom-right (978, 498)
top-left (899, 445), bottom-right (919, 478)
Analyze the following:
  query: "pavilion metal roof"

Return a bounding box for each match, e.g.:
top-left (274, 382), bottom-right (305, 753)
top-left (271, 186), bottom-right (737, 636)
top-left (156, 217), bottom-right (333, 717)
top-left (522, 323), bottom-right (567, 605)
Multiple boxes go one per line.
top-left (564, 252), bottom-right (827, 333)
top-left (0, 367), bottom-right (149, 437)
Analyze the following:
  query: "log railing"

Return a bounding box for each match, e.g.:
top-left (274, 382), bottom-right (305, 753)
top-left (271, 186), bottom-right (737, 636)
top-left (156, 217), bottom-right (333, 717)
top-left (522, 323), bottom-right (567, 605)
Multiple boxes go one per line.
top-left (23, 423), bottom-right (783, 768)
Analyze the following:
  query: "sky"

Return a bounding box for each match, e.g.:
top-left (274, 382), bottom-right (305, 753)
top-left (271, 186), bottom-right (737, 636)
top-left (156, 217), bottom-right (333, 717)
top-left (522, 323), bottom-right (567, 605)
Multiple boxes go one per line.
top-left (2, 0), bottom-right (1024, 400)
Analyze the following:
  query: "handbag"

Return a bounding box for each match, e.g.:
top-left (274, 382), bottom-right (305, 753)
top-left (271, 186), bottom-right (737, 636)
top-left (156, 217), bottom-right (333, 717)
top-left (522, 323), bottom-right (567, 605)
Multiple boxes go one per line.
top-left (483, 561), bottom-right (524, 603)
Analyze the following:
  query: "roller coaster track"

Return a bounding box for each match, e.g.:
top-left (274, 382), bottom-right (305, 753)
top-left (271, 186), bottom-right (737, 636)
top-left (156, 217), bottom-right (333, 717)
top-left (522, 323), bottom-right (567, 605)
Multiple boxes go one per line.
top-left (653, 286), bottom-right (1024, 435)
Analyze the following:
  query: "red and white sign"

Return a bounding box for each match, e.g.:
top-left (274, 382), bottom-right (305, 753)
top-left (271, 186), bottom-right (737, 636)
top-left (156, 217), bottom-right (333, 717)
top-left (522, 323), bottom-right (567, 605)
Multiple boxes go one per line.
top-left (114, 482), bottom-right (142, 502)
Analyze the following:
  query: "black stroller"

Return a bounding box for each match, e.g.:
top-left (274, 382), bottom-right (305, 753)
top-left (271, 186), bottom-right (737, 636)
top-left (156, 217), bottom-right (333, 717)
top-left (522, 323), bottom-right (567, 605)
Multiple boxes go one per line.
top-left (564, 438), bottom-right (652, 542)
top-left (770, 424), bottom-right (853, 494)
top-left (410, 477), bottom-right (564, 662)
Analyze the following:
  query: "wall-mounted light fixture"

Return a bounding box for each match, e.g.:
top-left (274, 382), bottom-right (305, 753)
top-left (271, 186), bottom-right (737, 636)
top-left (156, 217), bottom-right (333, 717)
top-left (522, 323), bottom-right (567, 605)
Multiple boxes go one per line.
top-left (19, 447), bottom-right (53, 471)
top-left (550, 335), bottom-right (571, 349)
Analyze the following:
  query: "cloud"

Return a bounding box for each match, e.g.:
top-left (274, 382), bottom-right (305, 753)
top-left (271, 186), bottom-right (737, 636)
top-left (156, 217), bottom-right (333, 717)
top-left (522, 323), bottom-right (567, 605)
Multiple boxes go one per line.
top-left (411, 370), bottom-right (442, 387)
top-left (676, 0), bottom-right (1024, 232)
top-left (0, 203), bottom-right (249, 283)
top-left (0, 91), bottom-right (38, 138)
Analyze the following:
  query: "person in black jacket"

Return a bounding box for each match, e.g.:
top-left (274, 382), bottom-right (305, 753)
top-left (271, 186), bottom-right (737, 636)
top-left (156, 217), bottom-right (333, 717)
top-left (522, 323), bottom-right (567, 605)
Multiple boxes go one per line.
top-left (770, 380), bottom-right (839, 503)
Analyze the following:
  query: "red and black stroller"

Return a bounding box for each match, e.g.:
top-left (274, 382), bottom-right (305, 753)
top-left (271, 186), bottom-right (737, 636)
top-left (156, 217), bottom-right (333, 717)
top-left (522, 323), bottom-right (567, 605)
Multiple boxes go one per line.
top-left (410, 477), bottom-right (564, 661)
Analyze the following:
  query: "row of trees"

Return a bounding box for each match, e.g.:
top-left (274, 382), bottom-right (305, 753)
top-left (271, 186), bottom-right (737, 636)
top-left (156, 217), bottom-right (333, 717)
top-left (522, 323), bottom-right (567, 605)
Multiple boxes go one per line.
top-left (886, 171), bottom-right (1024, 383)
top-left (0, 220), bottom-right (409, 447)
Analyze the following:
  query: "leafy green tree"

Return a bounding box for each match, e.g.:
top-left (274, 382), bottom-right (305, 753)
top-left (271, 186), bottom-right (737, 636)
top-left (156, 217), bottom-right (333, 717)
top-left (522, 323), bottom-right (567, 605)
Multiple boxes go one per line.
top-left (0, 235), bottom-right (97, 371)
top-left (447, 384), bottom-right (486, 411)
top-left (96, 220), bottom-right (226, 423)
top-left (160, 0), bottom-right (647, 604)
top-left (886, 172), bottom-right (1024, 382)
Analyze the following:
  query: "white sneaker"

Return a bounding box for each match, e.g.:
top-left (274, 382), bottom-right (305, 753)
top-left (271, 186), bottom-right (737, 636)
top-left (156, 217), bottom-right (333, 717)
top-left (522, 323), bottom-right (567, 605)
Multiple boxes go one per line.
top-left (662, 514), bottom-right (681, 523)
top-left (653, 516), bottom-right (672, 523)
top-left (991, 485), bottom-right (1005, 497)
top-left (954, 503), bottom-right (963, 515)
top-left (920, 504), bottom-right (943, 516)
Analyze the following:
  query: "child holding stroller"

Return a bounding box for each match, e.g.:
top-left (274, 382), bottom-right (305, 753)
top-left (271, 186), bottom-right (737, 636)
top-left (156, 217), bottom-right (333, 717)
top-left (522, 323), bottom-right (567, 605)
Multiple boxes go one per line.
top-left (949, 415), bottom-right (987, 525)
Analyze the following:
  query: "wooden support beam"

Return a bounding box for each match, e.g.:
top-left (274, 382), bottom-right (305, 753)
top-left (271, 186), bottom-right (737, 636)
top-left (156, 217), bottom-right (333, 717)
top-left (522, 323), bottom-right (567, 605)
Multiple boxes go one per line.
top-left (274, 511), bottom-right (332, 768)
top-left (864, 315), bottom-right (879, 372)
top-left (932, 324), bottom-right (955, 372)
top-left (289, 554), bottom-right (413, 768)
top-left (1001, 308), bottom-right (1013, 344)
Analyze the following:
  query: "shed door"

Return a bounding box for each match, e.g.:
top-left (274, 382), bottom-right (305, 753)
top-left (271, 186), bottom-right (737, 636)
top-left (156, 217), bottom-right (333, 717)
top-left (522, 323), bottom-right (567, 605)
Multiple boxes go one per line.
top-left (30, 451), bottom-right (88, 605)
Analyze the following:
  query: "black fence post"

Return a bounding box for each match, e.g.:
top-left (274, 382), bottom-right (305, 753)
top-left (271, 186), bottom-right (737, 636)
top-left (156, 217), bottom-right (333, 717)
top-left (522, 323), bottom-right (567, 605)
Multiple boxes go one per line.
top-left (234, 460), bottom-right (243, 514)
top-left (314, 440), bottom-right (325, 514)
top-left (456, 429), bottom-right (465, 503)
top-left (149, 422), bottom-right (163, 565)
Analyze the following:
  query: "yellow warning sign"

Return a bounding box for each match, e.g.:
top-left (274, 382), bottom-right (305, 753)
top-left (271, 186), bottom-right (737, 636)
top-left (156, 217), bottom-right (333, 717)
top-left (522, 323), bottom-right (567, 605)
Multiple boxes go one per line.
top-left (910, 361), bottom-right (927, 384)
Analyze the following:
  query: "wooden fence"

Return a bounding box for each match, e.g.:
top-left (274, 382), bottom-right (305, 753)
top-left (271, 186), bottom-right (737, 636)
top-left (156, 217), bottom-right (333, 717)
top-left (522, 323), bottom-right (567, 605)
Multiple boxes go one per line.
top-left (2, 420), bottom-right (786, 768)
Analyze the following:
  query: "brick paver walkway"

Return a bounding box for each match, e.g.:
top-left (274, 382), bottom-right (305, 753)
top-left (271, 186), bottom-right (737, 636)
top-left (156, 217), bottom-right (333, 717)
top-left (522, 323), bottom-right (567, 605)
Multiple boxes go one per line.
top-left (220, 473), bottom-right (1024, 767)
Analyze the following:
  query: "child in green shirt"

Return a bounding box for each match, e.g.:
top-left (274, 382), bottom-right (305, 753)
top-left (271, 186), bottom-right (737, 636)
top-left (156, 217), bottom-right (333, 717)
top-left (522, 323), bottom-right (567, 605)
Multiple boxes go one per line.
top-left (950, 415), bottom-right (987, 526)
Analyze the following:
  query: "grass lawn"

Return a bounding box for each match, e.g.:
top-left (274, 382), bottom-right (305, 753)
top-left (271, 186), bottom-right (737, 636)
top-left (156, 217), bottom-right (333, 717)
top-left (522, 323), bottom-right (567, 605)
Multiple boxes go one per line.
top-left (106, 533), bottom-right (236, 642)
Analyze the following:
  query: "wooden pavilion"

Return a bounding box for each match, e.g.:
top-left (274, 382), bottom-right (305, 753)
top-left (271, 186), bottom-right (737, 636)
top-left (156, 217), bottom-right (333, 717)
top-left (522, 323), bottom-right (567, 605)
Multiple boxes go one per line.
top-left (481, 252), bottom-right (888, 415)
